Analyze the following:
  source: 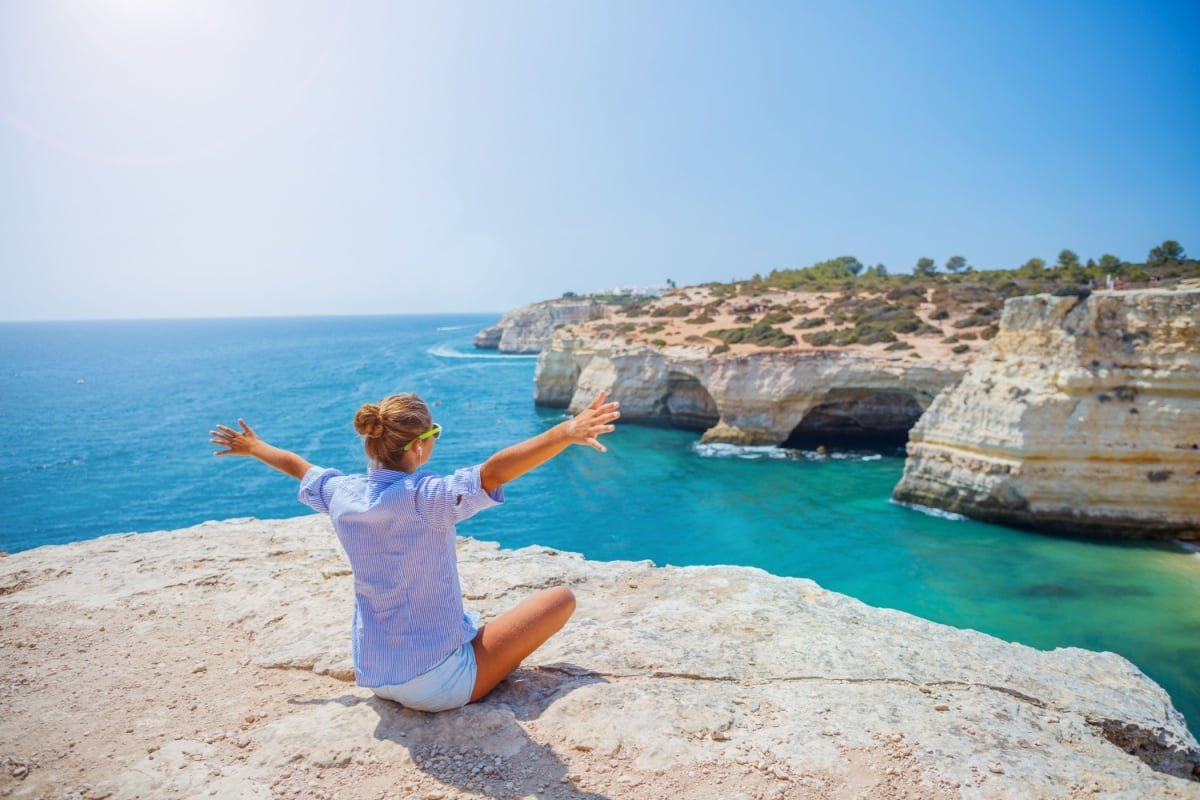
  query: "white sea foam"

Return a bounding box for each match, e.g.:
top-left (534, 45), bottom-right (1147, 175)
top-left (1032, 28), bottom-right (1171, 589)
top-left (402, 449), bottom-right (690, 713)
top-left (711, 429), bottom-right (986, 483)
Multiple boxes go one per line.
top-left (426, 344), bottom-right (537, 361)
top-left (691, 442), bottom-right (791, 460)
top-left (691, 442), bottom-right (893, 462)
top-left (891, 500), bottom-right (968, 521)
top-left (435, 324), bottom-right (473, 331)
top-left (1175, 540), bottom-right (1200, 559)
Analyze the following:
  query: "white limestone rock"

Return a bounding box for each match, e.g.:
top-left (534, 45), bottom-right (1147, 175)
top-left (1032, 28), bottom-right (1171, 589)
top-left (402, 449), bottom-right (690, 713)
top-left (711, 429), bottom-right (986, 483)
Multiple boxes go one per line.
top-left (894, 288), bottom-right (1200, 538)
top-left (1, 515), bottom-right (1197, 798)
top-left (534, 332), bottom-right (961, 443)
top-left (474, 299), bottom-right (611, 354)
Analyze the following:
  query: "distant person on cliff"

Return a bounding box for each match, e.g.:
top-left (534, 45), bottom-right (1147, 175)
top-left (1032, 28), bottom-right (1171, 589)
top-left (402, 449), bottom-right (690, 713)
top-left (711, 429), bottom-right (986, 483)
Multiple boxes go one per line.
top-left (210, 392), bottom-right (620, 712)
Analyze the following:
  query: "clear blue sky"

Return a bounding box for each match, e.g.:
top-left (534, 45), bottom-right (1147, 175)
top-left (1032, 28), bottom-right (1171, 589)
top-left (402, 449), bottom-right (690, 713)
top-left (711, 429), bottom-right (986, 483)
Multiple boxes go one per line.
top-left (2, 0), bottom-right (1198, 320)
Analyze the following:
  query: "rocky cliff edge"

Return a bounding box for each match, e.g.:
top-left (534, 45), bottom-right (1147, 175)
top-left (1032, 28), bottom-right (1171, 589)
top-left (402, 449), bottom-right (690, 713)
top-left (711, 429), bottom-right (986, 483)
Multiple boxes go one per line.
top-left (894, 288), bottom-right (1200, 538)
top-left (2, 516), bottom-right (1198, 799)
top-left (475, 300), bottom-right (611, 354)
top-left (535, 333), bottom-right (961, 447)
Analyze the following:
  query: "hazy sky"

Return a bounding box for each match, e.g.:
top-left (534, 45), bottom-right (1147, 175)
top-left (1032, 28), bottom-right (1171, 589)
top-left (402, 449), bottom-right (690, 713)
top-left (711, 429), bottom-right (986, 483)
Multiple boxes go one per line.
top-left (2, 1), bottom-right (1198, 320)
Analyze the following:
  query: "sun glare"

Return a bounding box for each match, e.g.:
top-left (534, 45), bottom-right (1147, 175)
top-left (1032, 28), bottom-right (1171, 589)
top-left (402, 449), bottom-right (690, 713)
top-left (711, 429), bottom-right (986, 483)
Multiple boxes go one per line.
top-left (1, 0), bottom-right (348, 164)
top-left (100, 0), bottom-right (219, 29)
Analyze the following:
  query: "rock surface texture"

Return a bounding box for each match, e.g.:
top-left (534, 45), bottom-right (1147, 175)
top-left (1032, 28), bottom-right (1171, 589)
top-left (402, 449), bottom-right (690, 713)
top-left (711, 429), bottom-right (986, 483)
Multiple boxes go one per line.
top-left (894, 288), bottom-right (1200, 539)
top-left (474, 300), bottom-right (611, 354)
top-left (535, 333), bottom-right (962, 446)
top-left (2, 516), bottom-right (1198, 799)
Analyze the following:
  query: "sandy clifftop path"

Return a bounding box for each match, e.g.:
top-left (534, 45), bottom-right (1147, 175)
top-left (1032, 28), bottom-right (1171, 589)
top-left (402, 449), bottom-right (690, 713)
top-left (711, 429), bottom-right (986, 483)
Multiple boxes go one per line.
top-left (2, 516), bottom-right (1197, 800)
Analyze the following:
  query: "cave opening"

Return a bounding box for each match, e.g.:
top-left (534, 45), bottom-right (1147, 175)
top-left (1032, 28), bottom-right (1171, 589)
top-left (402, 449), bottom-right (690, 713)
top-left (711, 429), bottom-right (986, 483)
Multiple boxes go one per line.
top-left (782, 389), bottom-right (925, 450)
top-left (661, 373), bottom-right (720, 431)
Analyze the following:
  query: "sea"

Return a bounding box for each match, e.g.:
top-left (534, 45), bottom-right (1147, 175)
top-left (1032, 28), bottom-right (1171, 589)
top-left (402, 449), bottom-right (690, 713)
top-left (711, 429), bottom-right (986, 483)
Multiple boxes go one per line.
top-left (2, 313), bottom-right (1198, 737)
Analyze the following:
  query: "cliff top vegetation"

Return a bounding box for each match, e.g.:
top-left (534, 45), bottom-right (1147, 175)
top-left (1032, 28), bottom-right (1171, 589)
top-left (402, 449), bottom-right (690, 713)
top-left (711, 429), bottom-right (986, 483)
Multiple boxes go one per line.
top-left (553, 240), bottom-right (1197, 360)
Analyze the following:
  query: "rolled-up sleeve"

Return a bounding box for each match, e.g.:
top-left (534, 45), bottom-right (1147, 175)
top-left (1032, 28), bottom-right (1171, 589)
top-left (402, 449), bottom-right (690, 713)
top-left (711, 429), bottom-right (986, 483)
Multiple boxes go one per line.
top-left (414, 464), bottom-right (504, 528)
top-left (298, 466), bottom-right (344, 514)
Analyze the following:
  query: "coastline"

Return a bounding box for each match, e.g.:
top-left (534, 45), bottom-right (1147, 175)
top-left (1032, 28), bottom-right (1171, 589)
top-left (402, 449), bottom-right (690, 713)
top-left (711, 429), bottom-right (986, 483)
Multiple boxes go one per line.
top-left (2, 515), bottom-right (1197, 798)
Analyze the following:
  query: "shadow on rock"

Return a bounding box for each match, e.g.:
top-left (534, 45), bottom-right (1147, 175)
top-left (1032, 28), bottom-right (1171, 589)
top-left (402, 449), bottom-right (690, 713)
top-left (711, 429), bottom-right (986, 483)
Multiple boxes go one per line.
top-left (485, 662), bottom-right (608, 721)
top-left (292, 663), bottom-right (610, 799)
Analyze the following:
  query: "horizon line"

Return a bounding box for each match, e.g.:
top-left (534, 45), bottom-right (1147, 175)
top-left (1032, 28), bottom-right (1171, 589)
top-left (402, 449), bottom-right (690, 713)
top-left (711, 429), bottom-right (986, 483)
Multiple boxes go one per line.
top-left (0, 310), bottom-right (507, 325)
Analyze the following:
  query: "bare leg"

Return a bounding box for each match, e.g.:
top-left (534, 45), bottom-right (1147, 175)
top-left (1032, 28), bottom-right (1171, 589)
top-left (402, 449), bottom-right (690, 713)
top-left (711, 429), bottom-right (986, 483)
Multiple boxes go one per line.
top-left (470, 586), bottom-right (576, 702)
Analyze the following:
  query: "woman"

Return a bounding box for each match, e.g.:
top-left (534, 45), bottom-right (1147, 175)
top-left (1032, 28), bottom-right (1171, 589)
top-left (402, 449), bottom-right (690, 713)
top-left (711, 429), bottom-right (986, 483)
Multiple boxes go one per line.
top-left (210, 391), bottom-right (619, 712)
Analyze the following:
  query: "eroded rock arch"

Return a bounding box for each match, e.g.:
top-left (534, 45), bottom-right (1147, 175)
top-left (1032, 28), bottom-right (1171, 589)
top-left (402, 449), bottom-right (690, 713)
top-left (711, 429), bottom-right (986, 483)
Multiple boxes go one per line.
top-left (661, 372), bottom-right (719, 431)
top-left (782, 389), bottom-right (925, 449)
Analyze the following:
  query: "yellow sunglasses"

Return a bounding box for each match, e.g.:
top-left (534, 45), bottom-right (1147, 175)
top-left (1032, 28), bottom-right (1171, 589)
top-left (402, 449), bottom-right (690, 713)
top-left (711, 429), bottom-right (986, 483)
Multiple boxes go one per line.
top-left (402, 423), bottom-right (442, 452)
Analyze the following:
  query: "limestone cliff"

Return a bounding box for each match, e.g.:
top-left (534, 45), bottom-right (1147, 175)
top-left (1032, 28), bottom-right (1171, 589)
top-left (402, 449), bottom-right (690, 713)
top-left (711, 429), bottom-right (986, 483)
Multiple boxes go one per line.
top-left (893, 288), bottom-right (1200, 539)
top-left (474, 299), bottom-right (611, 354)
top-left (2, 516), bottom-right (1198, 798)
top-left (535, 331), bottom-right (961, 446)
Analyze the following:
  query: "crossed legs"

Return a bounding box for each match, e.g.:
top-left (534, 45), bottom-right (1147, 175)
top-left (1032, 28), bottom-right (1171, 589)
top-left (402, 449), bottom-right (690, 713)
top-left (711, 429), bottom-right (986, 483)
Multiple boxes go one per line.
top-left (469, 586), bottom-right (576, 702)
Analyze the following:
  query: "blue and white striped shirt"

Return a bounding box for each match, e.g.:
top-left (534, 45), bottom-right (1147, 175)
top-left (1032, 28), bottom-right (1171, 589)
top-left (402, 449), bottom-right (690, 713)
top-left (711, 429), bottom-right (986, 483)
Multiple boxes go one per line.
top-left (298, 463), bottom-right (503, 687)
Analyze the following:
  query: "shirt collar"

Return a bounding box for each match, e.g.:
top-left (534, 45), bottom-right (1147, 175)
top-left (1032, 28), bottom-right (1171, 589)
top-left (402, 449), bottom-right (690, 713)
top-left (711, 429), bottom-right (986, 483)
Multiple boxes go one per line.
top-left (366, 466), bottom-right (410, 483)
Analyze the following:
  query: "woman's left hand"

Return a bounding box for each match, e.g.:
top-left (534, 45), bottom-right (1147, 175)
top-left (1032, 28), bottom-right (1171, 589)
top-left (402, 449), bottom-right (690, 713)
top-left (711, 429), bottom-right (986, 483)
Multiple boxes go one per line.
top-left (564, 391), bottom-right (621, 452)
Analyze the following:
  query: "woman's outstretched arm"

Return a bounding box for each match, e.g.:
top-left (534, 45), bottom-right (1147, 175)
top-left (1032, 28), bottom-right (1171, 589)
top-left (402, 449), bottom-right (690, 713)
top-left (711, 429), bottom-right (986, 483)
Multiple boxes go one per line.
top-left (480, 392), bottom-right (619, 493)
top-left (210, 419), bottom-right (313, 480)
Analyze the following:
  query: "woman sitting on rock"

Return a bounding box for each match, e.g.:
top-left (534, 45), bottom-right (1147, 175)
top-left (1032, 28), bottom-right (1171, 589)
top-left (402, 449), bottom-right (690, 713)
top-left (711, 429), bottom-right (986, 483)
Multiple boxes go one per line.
top-left (210, 391), bottom-right (619, 712)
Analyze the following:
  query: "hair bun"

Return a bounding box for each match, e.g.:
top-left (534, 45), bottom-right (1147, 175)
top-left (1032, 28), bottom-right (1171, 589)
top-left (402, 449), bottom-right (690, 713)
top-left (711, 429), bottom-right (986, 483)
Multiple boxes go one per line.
top-left (353, 404), bottom-right (385, 439)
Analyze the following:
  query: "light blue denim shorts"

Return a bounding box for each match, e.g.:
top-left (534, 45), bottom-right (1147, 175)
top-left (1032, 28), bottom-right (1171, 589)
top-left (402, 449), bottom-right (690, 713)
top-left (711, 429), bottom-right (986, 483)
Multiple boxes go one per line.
top-left (371, 641), bottom-right (478, 712)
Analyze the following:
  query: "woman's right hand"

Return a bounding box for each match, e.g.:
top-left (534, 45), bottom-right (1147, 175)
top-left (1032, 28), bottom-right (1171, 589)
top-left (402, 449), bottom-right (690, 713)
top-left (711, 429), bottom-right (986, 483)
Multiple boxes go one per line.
top-left (564, 392), bottom-right (621, 453)
top-left (210, 419), bottom-right (262, 457)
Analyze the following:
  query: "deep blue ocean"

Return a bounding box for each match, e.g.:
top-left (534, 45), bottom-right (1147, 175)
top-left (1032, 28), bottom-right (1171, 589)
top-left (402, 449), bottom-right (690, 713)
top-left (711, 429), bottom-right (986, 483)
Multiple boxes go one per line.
top-left (2, 314), bottom-right (1198, 736)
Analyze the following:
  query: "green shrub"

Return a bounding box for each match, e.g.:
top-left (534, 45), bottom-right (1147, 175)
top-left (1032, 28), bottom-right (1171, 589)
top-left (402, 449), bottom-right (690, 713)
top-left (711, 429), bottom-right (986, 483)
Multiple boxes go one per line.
top-left (1052, 286), bottom-right (1092, 299)
top-left (640, 324), bottom-right (665, 334)
top-left (795, 317), bottom-right (826, 329)
top-left (685, 314), bottom-right (715, 325)
top-left (929, 308), bottom-right (950, 321)
top-left (996, 280), bottom-right (1023, 298)
top-left (981, 324), bottom-right (1000, 340)
top-left (801, 327), bottom-right (873, 347)
top-left (711, 343), bottom-right (730, 355)
top-left (958, 331), bottom-right (978, 341)
top-left (885, 286), bottom-right (926, 305)
top-left (707, 322), bottom-right (797, 348)
top-left (651, 303), bottom-right (695, 318)
top-left (953, 314), bottom-right (992, 329)
top-left (952, 344), bottom-right (970, 354)
top-left (854, 324), bottom-right (898, 345)
top-left (884, 341), bottom-right (913, 351)
top-left (652, 338), bottom-right (667, 347)
top-left (617, 323), bottom-right (637, 334)
top-left (822, 298), bottom-right (925, 338)
top-left (760, 311), bottom-right (794, 325)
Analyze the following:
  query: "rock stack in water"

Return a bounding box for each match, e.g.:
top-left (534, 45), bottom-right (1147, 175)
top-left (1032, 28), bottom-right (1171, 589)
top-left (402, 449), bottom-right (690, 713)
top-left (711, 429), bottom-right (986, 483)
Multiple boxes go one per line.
top-left (894, 287), bottom-right (1200, 539)
top-left (474, 299), bottom-right (610, 354)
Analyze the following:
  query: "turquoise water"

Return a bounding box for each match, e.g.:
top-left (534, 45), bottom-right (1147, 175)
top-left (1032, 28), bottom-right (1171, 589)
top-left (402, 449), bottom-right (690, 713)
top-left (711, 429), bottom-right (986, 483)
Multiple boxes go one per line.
top-left (2, 314), bottom-right (1198, 736)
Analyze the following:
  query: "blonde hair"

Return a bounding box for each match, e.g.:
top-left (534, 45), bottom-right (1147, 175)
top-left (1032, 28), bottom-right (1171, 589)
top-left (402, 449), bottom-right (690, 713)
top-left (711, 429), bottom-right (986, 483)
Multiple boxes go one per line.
top-left (353, 393), bottom-right (432, 469)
